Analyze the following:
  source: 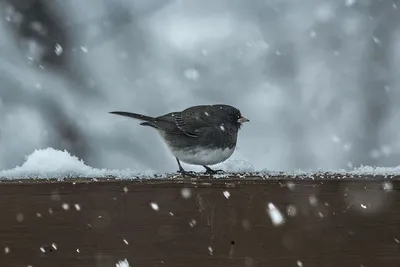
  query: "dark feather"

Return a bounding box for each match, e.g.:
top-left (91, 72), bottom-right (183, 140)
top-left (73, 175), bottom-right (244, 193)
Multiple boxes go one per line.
top-left (174, 113), bottom-right (199, 138)
top-left (109, 111), bottom-right (156, 122)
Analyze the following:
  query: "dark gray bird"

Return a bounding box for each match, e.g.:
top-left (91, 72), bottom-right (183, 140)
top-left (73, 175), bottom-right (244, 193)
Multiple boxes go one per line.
top-left (109, 104), bottom-right (249, 176)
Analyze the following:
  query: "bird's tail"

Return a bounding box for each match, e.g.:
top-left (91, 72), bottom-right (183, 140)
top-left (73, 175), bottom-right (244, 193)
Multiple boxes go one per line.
top-left (109, 111), bottom-right (156, 126)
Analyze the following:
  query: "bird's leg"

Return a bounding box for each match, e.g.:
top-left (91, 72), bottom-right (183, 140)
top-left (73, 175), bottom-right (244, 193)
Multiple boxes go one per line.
top-left (203, 165), bottom-right (225, 175)
top-left (176, 158), bottom-right (196, 177)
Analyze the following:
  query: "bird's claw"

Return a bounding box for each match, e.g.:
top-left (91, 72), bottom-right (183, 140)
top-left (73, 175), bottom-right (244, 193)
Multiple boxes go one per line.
top-left (177, 169), bottom-right (197, 177)
top-left (204, 168), bottom-right (225, 175)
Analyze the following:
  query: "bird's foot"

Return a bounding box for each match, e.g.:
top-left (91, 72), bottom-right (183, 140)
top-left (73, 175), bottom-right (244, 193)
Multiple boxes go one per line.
top-left (203, 166), bottom-right (225, 175)
top-left (177, 168), bottom-right (197, 177)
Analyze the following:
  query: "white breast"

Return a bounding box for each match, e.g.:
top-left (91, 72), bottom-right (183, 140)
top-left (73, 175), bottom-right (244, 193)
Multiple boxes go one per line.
top-left (170, 146), bottom-right (235, 166)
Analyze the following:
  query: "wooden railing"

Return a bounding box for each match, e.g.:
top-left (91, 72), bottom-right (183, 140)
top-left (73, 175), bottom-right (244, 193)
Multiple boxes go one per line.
top-left (0, 174), bottom-right (399, 267)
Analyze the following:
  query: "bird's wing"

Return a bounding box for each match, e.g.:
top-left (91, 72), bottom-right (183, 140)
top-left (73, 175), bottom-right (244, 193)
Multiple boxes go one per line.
top-left (155, 106), bottom-right (219, 138)
top-left (175, 107), bottom-right (221, 138)
top-left (151, 112), bottom-right (201, 138)
top-left (174, 113), bottom-right (201, 138)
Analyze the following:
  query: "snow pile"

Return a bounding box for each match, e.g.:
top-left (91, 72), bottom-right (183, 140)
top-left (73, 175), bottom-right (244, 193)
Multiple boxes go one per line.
top-left (0, 148), bottom-right (158, 180)
top-left (347, 166), bottom-right (400, 176)
top-left (216, 159), bottom-right (256, 173)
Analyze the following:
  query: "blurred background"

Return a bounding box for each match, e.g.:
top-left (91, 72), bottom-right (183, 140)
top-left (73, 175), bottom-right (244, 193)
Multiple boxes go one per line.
top-left (0, 0), bottom-right (400, 173)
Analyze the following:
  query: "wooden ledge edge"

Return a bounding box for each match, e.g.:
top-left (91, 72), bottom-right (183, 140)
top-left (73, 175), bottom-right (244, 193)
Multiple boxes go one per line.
top-left (0, 173), bottom-right (399, 185)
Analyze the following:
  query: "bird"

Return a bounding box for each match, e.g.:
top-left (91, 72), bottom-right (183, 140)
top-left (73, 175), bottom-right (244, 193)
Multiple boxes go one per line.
top-left (109, 104), bottom-right (249, 176)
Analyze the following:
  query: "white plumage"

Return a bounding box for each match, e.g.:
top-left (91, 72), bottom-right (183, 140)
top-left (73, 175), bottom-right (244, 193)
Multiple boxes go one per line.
top-left (170, 146), bottom-right (235, 166)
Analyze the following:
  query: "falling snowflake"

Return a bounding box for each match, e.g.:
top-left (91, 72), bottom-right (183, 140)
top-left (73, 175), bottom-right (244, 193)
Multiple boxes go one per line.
top-left (208, 246), bottom-right (213, 255)
top-left (372, 36), bottom-right (381, 44)
top-left (62, 203), bottom-right (70, 210)
top-left (345, 0), bottom-right (356, 6)
top-left (266, 203), bottom-right (285, 226)
top-left (181, 188), bottom-right (192, 199)
top-left (54, 43), bottom-right (63, 55)
top-left (286, 205), bottom-right (297, 217)
top-left (116, 259), bottom-right (130, 267)
top-left (150, 202), bottom-right (159, 211)
top-left (308, 195), bottom-right (318, 206)
top-left (383, 182), bottom-right (393, 191)
top-left (80, 46), bottom-right (88, 53)
top-left (331, 135), bottom-right (340, 143)
top-left (16, 213), bottom-right (24, 222)
top-left (189, 219), bottom-right (197, 227)
top-left (286, 182), bottom-right (295, 190)
top-left (223, 191), bottom-right (230, 199)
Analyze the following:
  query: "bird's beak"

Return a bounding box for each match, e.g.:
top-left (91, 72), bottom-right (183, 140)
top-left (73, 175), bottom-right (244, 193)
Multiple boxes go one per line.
top-left (237, 116), bottom-right (250, 124)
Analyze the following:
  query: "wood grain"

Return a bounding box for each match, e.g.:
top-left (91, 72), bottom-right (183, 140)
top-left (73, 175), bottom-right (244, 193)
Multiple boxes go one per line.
top-left (0, 176), bottom-right (399, 267)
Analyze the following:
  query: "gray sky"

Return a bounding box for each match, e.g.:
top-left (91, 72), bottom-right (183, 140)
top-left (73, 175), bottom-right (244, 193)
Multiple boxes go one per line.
top-left (1, 0), bottom-right (400, 173)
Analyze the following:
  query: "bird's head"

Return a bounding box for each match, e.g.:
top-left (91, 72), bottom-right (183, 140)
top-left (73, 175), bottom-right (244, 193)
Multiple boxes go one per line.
top-left (213, 105), bottom-right (249, 129)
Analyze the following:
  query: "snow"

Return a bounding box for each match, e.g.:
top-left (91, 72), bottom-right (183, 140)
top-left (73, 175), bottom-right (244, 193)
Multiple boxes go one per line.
top-left (54, 43), bottom-right (63, 56)
top-left (80, 46), bottom-right (88, 53)
top-left (180, 188), bottom-right (192, 199)
top-left (286, 205), bottom-right (297, 217)
top-left (266, 203), bottom-right (285, 226)
top-left (345, 0), bottom-right (356, 7)
top-left (383, 182), bottom-right (393, 191)
top-left (208, 246), bottom-right (213, 255)
top-left (16, 213), bottom-right (24, 222)
top-left (0, 148), bottom-right (157, 180)
top-left (223, 190), bottom-right (230, 199)
top-left (116, 259), bottom-right (130, 267)
top-left (308, 195), bottom-right (318, 206)
top-left (0, 147), bottom-right (399, 180)
top-left (150, 202), bottom-right (159, 211)
top-left (189, 219), bottom-right (196, 227)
